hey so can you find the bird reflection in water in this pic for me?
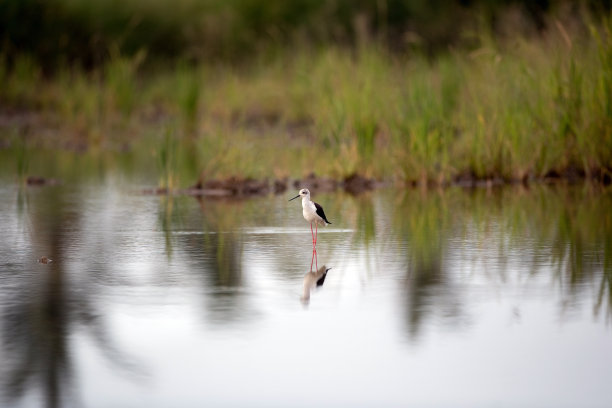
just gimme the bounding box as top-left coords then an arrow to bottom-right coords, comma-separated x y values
310,247 -> 317,272
301,265 -> 331,303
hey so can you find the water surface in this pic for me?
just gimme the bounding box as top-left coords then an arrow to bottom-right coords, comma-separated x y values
1,181 -> 611,407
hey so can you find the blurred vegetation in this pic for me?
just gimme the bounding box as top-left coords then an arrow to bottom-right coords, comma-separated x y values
1,0 -> 608,67
0,1 -> 611,186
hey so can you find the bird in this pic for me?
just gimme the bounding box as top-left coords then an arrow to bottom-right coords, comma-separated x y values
289,188 -> 331,248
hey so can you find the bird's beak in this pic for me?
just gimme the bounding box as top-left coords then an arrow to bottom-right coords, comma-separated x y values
289,195 -> 300,201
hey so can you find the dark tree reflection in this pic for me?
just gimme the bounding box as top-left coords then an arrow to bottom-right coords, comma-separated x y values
2,262 -> 75,408
392,185 -> 612,340
166,196 -> 249,324
393,189 -> 464,340
1,186 -> 141,408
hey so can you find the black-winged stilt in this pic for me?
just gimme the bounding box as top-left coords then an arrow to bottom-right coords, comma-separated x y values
289,188 -> 331,249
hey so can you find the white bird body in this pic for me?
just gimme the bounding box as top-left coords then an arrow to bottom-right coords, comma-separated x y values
291,189 -> 331,226
302,196 -> 323,225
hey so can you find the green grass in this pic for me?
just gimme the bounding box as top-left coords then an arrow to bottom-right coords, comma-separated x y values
156,127 -> 179,190
1,13 -> 611,188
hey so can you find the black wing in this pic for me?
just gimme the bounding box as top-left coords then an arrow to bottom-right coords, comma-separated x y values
316,268 -> 332,286
314,202 -> 331,224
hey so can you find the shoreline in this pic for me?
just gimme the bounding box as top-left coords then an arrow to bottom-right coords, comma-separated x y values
139,170 -> 611,197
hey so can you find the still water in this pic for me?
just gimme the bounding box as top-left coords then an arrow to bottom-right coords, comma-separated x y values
0,181 -> 611,408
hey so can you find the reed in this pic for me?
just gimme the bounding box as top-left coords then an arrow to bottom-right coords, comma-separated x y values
156,127 -> 178,190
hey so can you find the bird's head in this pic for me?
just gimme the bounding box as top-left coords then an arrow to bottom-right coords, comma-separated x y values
289,188 -> 310,201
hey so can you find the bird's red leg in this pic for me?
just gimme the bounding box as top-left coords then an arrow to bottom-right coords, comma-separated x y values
315,247 -> 318,270
310,222 -> 315,246
310,248 -> 316,271
315,222 -> 318,246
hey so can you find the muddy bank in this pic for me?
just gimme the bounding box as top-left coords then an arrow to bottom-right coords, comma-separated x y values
142,173 -> 383,197
447,167 -> 612,189
141,167 -> 611,197
25,176 -> 61,186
